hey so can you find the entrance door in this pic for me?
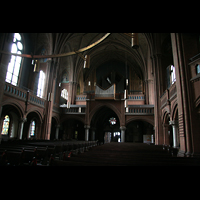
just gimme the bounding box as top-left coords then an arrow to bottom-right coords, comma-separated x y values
112,132 -> 121,142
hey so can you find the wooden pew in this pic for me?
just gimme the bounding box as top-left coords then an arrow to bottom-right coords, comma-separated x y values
0,149 -> 23,166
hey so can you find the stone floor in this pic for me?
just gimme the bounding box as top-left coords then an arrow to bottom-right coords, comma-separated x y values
53,142 -> 200,166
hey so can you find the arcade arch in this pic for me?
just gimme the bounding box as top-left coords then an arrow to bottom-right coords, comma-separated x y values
59,117 -> 85,140
126,119 -> 154,143
162,104 -> 179,148
23,111 -> 43,140
0,104 -> 23,141
90,106 -> 121,143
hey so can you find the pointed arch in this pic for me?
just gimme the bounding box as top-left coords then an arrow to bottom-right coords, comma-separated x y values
171,102 -> 178,121
1,100 -> 24,118
89,103 -> 122,126
25,108 -> 43,124
126,116 -> 154,127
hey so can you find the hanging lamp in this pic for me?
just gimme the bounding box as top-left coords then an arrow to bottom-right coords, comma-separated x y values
33,60 -> 40,72
83,55 -> 90,69
131,33 -> 139,49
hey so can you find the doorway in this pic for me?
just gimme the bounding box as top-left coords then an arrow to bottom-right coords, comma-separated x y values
112,132 -> 121,142
90,106 -> 120,144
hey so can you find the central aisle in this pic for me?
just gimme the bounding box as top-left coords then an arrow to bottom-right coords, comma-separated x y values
53,142 -> 200,166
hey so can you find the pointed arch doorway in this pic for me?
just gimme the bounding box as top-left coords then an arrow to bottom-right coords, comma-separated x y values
90,106 -> 121,144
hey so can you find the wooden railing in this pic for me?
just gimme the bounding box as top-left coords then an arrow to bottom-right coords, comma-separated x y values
62,105 -> 86,114
4,82 -> 46,108
128,94 -> 145,105
128,94 -> 145,100
76,95 -> 87,101
126,105 -> 154,115
75,95 -> 87,105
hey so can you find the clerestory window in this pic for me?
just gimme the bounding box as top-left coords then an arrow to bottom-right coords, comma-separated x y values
166,65 -> 176,88
37,70 -> 45,98
6,33 -> 23,86
61,89 -> 68,100
171,65 -> 176,85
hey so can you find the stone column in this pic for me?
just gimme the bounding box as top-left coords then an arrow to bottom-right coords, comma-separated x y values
84,125 -> 90,141
18,118 -> 27,140
120,126 -> 126,142
171,33 -> 192,156
169,120 -> 179,148
151,52 -> 163,145
42,59 -> 58,140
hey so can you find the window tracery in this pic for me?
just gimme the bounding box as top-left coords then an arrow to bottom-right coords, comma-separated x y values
109,117 -> 116,125
6,33 -> 23,86
61,89 -> 68,100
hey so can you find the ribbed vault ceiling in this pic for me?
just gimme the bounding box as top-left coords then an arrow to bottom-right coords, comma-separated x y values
58,33 -> 149,81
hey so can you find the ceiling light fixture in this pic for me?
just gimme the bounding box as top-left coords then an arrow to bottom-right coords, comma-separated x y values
124,33 -> 139,49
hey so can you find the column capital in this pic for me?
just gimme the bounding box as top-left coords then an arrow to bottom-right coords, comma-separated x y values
169,120 -> 178,126
19,117 -> 27,123
84,125 -> 90,129
120,126 -> 126,131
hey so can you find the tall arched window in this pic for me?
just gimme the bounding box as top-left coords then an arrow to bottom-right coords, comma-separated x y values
1,115 -> 10,135
6,33 -> 23,86
37,70 -> 45,98
166,65 -> 176,88
61,89 -> 68,100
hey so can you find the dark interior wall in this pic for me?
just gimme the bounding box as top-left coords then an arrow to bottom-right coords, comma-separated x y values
19,33 -> 34,90
126,121 -> 154,142
60,119 -> 85,140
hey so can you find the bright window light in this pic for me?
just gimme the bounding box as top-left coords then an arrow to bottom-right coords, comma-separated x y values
6,33 -> 23,86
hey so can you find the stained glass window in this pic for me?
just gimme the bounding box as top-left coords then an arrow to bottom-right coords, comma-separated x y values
1,115 -> 10,135
109,117 -> 116,125
6,33 -> 23,86
30,121 -> 35,136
